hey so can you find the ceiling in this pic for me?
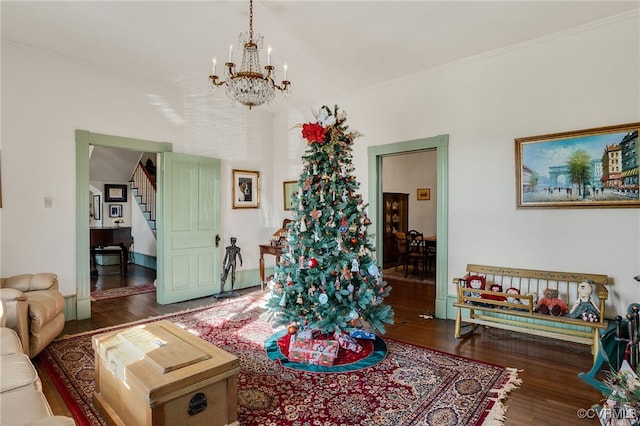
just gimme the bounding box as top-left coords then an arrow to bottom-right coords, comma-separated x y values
89,145 -> 142,183
2,1 -> 638,115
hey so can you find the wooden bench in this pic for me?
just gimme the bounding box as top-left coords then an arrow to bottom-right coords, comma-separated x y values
453,264 -> 609,361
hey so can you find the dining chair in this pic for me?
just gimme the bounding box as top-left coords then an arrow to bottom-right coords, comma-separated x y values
404,229 -> 425,278
424,238 -> 437,274
395,231 -> 406,271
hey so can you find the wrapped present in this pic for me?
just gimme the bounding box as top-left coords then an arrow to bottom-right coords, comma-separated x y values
334,331 -> 362,353
348,328 -> 376,340
288,336 -> 339,366
296,326 -> 314,339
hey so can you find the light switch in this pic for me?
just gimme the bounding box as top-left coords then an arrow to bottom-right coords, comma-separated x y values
44,196 -> 53,208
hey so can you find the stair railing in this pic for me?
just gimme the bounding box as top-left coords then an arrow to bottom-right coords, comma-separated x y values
131,161 -> 156,223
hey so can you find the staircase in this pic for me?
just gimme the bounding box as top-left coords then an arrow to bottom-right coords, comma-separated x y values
130,161 -> 156,235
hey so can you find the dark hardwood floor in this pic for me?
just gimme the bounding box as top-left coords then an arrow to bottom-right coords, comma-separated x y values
35,264 -> 603,425
90,262 -> 157,292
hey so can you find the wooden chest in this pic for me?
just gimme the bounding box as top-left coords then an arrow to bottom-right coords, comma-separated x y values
92,320 -> 240,426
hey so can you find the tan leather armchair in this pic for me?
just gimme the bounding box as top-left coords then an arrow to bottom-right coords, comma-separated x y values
1,300 -> 76,425
0,273 -> 65,358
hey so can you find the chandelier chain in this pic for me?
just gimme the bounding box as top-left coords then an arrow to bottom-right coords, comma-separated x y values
249,0 -> 254,43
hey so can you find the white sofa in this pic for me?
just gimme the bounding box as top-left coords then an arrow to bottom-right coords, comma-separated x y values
0,273 -> 65,358
0,301 -> 76,425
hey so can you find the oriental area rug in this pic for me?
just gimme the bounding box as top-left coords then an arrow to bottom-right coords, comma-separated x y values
90,283 -> 156,301
40,296 -> 521,426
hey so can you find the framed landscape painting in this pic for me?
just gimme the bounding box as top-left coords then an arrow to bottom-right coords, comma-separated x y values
417,188 -> 431,201
515,122 -> 639,209
233,169 -> 260,209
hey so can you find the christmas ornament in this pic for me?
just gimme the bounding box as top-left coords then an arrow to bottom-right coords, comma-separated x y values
351,259 -> 359,272
310,208 -> 322,220
279,293 -> 287,306
296,292 -> 303,304
349,310 -> 359,320
341,266 -> 352,280
288,325 -> 298,335
307,258 -> 319,268
318,293 -> 328,304
368,263 -> 380,278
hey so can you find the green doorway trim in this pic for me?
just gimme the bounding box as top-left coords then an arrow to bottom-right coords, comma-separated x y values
367,135 -> 449,319
75,130 -> 172,320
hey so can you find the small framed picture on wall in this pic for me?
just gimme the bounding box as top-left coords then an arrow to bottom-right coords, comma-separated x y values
417,188 -> 431,200
233,169 -> 260,209
104,184 -> 128,202
283,181 -> 298,210
109,204 -> 123,218
92,194 -> 101,220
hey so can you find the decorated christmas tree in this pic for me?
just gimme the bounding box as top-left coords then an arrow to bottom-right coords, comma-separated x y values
265,105 -> 394,336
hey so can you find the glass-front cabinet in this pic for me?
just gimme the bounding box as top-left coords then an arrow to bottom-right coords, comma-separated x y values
382,192 -> 408,268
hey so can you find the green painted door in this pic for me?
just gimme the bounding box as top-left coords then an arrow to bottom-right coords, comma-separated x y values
157,152 -> 221,304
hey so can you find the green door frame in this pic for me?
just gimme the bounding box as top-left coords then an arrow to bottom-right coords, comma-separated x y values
367,135 -> 449,319
75,130 -> 172,320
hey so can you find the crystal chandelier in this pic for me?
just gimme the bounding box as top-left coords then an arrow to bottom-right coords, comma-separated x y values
209,0 -> 291,109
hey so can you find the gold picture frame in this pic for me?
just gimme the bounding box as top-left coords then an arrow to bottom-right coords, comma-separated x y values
283,180 -> 298,210
233,169 -> 260,209
515,122 -> 639,209
417,188 -> 431,200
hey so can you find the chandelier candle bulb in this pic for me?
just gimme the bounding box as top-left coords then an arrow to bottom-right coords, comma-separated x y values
284,63 -> 288,80
229,45 -> 233,62
212,57 -> 216,75
268,46 -> 272,65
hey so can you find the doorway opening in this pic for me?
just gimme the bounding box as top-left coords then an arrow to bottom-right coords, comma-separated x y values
89,146 -> 158,300
75,130 -> 172,320
368,134 -> 449,319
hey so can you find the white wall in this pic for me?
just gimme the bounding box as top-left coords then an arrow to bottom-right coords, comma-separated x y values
1,43 -> 184,294
383,151 -> 438,236
1,43 -> 280,294
131,195 -> 157,258
274,13 -> 640,316
181,97 -> 277,272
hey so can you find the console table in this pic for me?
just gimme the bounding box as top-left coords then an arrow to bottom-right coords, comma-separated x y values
259,244 -> 284,291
